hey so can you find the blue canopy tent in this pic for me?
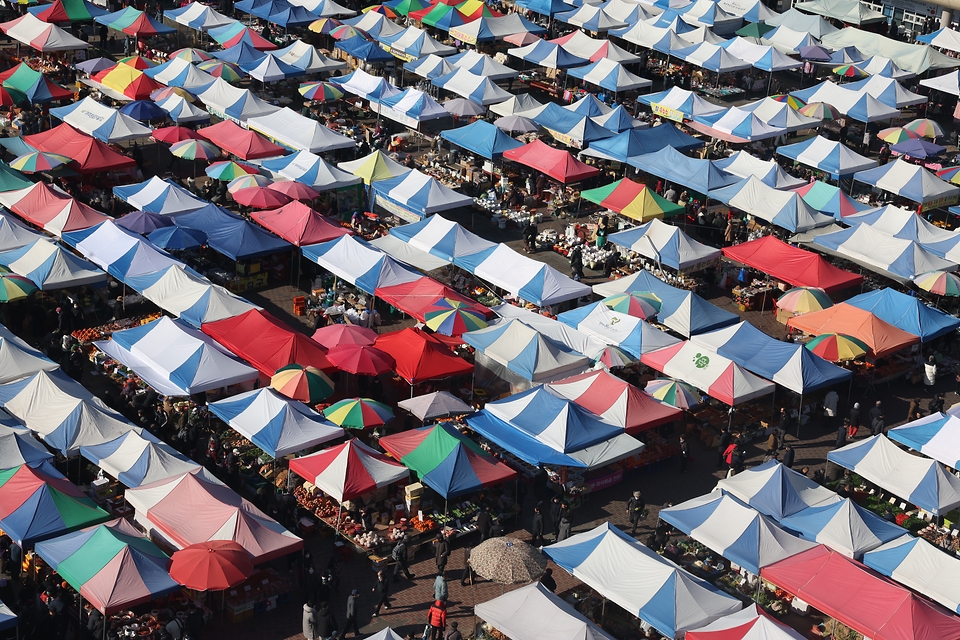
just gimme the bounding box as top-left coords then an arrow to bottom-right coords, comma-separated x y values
628,146 -> 740,195
507,40 -> 590,69
301,235 -> 421,295
515,0 -> 569,16
543,115 -> 614,147
0,600 -> 15,633
335,36 -> 394,63
172,204 -> 292,261
690,322 -> 851,395
776,135 -> 877,179
779,498 -> 906,559
0,240 -> 106,291
370,171 -> 473,218
148,226 -> 207,251
852,159 -> 960,207
62,221 -> 187,284
828,435 -> 960,515
591,269 -> 739,337
211,41 -> 268,65
440,120 -> 524,160
608,219 -> 721,272
251,0 -> 318,27
846,288 -> 960,342
118,100 -> 165,121
389,214 -> 495,263
889,412 -> 960,469
209,388 -> 343,457
531,102 -> 590,133
543,523 -> 742,638
556,302 -> 681,358
659,492 -> 816,574
79,430 -> 203,487
113,176 -> 208,215
594,105 -> 643,133
862,536 -> 960,615
715,459 -> 841,521
582,124 -> 704,162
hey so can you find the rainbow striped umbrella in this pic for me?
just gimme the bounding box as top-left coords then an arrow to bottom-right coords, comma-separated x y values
206,161 -> 258,181
878,127 -> 917,144
424,298 -> 487,335
903,118 -> 944,139
324,398 -> 394,429
936,166 -> 960,185
914,271 -> 960,297
169,48 -> 212,63
643,379 -> 701,409
775,287 -> 832,314
363,4 -> 398,17
299,81 -> 344,102
601,291 -> 662,319
805,333 -> 868,361
833,64 -> 868,78
798,102 -> 840,121
771,94 -> 805,109
330,25 -> 366,40
271,364 -> 334,404
227,174 -> 272,193
197,60 -> 244,82
9,151 -> 71,173
309,17 -> 342,33
0,273 -> 38,301
169,139 -> 220,160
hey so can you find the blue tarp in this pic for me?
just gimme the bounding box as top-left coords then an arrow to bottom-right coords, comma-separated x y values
172,204 -> 291,260
584,124 -> 704,162
628,146 -> 740,195
779,498 -> 906,558
716,459 -> 841,521
515,0 -> 570,16
846,288 -> 960,342
211,41 -> 267,65
889,412 -> 960,468
690,322 -> 852,394
440,120 -> 524,159
557,302 -> 681,358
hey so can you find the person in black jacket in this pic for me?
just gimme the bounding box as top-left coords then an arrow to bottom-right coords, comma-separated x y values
531,506 -> 544,547
549,496 -> 562,540
716,428 -> 731,468
626,491 -> 646,535
314,602 -> 337,640
434,532 -> 449,575
476,506 -> 492,542
371,570 -> 390,617
539,568 -> 557,592
782,445 -> 795,469
569,245 -> 584,281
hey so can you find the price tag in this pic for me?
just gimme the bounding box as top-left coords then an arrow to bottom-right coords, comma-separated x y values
418,510 -> 424,520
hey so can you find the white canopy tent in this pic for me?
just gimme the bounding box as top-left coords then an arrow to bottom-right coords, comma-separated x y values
712,151 -> 806,189
79,430 -> 206,488
475,582 -> 617,640
715,460 -> 841,521
94,317 -> 258,397
0,323 -> 58,384
247,108 -> 355,153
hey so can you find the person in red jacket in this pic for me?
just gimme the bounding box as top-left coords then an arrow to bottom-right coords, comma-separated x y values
427,600 -> 447,640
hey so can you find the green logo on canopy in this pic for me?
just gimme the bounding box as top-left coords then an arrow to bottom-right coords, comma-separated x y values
693,353 -> 709,369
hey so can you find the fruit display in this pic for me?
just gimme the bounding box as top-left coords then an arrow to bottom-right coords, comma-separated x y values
72,313 -> 162,344
355,531 -> 387,548
409,516 -> 437,533
274,469 -> 288,489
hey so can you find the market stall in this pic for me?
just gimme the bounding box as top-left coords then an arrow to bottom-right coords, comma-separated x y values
863,536 -> 960,615
716,460 -> 840,521
556,302 -> 681,359
778,498 -> 906,559
80,430 -> 205,489
609,219 -> 722,273
721,236 -> 863,295
475,582 -> 616,640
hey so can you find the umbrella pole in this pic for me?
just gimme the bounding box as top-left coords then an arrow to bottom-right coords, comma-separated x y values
797,392 -> 803,440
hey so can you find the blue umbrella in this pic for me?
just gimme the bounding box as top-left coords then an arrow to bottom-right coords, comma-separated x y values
116,210 -> 175,234
147,226 -> 207,250
890,138 -> 946,159
119,100 -> 167,121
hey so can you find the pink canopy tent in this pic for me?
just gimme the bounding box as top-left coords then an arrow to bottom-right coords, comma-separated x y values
124,470 -> 302,563
548,369 -> 682,434
250,201 -> 352,246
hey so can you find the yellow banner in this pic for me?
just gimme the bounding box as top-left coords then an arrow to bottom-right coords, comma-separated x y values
545,128 -> 584,149
651,102 -> 684,122
449,26 -> 476,44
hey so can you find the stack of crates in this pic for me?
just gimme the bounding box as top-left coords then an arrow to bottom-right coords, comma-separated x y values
293,296 -> 306,316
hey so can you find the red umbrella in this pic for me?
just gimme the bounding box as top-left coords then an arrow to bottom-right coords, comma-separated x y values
268,181 -> 320,201
326,344 -> 395,375
152,126 -> 203,144
169,541 -> 254,591
312,324 -> 378,349
232,186 -> 293,209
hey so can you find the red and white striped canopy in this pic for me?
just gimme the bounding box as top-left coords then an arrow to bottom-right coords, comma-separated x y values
289,439 -> 409,502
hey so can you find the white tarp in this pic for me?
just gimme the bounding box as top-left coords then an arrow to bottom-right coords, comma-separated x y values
247,107 -> 355,153
711,176 -> 835,232
0,238 -> 106,290
476,582 -> 617,640
716,459 -> 840,520
52,96 -> 152,143
197,77 -> 280,122
94,316 -> 258,396
465,244 -> 592,306
493,304 -> 606,360
79,430 -> 205,488
821,27 -> 960,74
0,323 -> 58,384
863,536 -> 960,614
712,150 -> 806,189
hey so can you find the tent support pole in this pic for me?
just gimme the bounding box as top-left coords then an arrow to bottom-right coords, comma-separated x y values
797,392 -> 803,440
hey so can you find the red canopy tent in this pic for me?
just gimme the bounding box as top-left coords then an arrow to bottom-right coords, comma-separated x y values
502,140 -> 600,183
547,369 -> 682,434
375,276 -> 492,323
201,309 -> 333,377
722,236 -> 863,294
198,120 -> 286,161
250,201 -> 352,246
24,124 -> 135,173
761,546 -> 960,640
289,439 -> 409,502
375,328 -> 473,385
7,181 -> 109,232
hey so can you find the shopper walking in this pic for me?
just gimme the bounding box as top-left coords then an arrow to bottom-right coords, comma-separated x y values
427,600 -> 447,640
344,590 -> 361,638
372,570 -> 390,617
